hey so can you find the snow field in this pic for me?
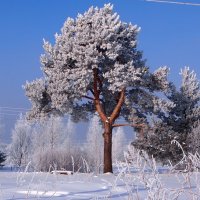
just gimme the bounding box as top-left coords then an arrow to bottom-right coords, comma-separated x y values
1,167 -> 200,199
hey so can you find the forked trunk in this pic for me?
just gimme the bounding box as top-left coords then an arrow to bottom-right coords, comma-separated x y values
103,122 -> 113,173
93,69 -> 125,173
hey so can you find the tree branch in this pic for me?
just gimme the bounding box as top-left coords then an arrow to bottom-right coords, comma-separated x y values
90,89 -> 95,96
83,95 -> 104,103
93,68 -> 107,122
110,89 -> 125,124
83,95 -> 95,101
97,75 -> 103,94
112,123 -> 146,128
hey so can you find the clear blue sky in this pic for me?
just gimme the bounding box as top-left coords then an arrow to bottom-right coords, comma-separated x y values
0,0 -> 200,142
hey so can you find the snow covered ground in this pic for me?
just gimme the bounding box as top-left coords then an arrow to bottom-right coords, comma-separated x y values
1,166 -> 200,200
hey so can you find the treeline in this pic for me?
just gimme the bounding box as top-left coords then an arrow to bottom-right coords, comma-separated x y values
4,115 -> 127,173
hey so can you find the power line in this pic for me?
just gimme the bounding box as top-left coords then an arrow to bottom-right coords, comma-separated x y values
0,106 -> 29,111
0,106 -> 29,119
0,110 -> 26,113
0,113 -> 21,116
145,0 -> 200,6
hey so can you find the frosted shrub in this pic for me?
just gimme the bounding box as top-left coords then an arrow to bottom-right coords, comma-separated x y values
30,116 -> 85,172
32,147 -> 83,172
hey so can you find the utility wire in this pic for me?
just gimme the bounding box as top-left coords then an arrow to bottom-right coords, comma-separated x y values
0,106 -> 28,118
0,106 -> 29,111
0,113 -> 21,116
145,0 -> 200,6
0,110 -> 26,113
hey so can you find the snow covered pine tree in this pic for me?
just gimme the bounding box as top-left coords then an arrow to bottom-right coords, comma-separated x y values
133,67 -> 200,164
24,4 -> 169,173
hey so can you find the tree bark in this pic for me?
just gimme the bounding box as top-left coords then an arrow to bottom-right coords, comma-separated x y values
103,122 -> 113,173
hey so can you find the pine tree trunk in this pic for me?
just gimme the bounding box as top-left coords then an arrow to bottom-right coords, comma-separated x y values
103,122 -> 113,173
92,69 -> 125,173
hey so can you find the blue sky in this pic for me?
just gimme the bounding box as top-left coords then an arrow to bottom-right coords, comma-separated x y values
0,0 -> 200,142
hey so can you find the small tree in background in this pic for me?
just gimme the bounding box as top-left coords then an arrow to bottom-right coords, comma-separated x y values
7,115 -> 32,168
31,116 -> 79,171
191,123 -> 200,154
0,151 -> 6,167
24,4 -> 169,173
112,127 -> 126,162
64,116 -> 76,156
0,123 -> 6,167
31,116 -> 65,171
85,114 -> 103,173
